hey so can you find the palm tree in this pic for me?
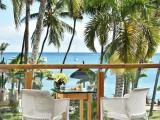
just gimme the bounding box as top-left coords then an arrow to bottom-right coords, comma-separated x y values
37,0 -> 73,61
84,0 -> 120,64
60,0 -> 83,72
84,12 -> 112,64
106,20 -> 159,96
148,0 -> 160,116
23,0 -> 73,62
0,0 -> 6,10
23,0 -> 33,64
84,0 -> 160,97
149,67 -> 160,116
31,0 -> 46,64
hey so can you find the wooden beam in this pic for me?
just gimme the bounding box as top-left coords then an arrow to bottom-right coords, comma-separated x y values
25,72 -> 33,89
0,63 -> 160,69
96,71 -> 105,120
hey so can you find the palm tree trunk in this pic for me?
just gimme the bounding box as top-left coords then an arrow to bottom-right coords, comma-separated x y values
23,0 -> 30,64
112,18 -> 116,41
31,0 -> 46,64
133,68 -> 142,89
115,74 -> 124,97
100,45 -> 104,64
149,67 -> 160,116
38,25 -> 50,62
60,18 -> 76,73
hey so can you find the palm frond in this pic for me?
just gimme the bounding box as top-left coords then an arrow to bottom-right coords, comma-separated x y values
21,13 -> 39,22
60,12 -> 70,17
12,0 -> 25,28
60,19 -> 74,33
0,0 -> 6,10
48,16 -> 64,48
0,43 -> 9,51
84,12 -> 111,52
121,0 -> 149,19
141,20 -> 160,58
84,17 -> 97,52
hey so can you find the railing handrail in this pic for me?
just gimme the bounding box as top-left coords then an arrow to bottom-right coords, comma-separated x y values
0,63 -> 160,69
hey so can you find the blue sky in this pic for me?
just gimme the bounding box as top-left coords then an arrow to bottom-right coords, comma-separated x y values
0,0 -> 160,53
0,0 -> 102,53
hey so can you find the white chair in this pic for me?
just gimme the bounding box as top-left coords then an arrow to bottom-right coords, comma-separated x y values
21,89 -> 70,120
100,88 -> 149,120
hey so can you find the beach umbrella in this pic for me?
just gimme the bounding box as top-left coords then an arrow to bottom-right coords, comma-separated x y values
70,68 -> 96,80
70,68 -> 96,88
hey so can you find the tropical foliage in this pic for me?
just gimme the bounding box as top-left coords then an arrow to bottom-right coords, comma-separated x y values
49,73 -> 69,83
61,0 -> 83,72
0,0 -> 6,10
0,43 -> 9,62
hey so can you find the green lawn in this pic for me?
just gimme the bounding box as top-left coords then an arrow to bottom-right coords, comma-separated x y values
149,111 -> 160,120
0,112 -> 21,120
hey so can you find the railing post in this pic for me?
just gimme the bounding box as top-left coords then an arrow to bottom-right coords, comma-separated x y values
25,71 -> 33,89
96,71 -> 105,120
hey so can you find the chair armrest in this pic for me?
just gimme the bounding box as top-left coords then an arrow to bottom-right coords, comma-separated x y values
101,97 -> 127,114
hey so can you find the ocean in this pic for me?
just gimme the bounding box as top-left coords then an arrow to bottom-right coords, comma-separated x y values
3,52 -> 160,100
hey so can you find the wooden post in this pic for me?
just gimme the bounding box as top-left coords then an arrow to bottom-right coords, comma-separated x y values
96,71 -> 105,120
80,99 -> 84,120
25,71 -> 33,89
87,93 -> 92,120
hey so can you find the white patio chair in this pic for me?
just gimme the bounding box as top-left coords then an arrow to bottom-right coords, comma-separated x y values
21,89 -> 70,120
100,88 -> 149,120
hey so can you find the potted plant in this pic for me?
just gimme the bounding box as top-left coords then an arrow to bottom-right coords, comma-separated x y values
48,73 -> 69,90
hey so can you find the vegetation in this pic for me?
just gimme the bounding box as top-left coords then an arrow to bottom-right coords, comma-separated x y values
0,0 -> 6,10
61,0 -> 83,72
0,0 -> 160,119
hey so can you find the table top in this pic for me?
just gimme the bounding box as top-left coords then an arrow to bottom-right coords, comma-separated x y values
53,89 -> 96,94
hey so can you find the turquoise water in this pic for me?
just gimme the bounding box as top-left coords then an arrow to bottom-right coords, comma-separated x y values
3,52 -> 160,100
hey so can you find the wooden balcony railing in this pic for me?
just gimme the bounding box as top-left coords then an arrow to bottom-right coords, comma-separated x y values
0,63 -> 160,120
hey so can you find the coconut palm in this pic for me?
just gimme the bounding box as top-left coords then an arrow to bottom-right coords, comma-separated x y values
84,0 -> 119,64
31,0 -> 46,64
148,0 -> 160,116
149,67 -> 160,116
22,0 -> 73,62
11,0 -> 33,64
84,12 -> 111,64
37,0 -> 73,61
23,0 -> 34,64
60,0 -> 83,72
104,0 -> 160,96
0,0 -> 6,10
84,0 -> 160,97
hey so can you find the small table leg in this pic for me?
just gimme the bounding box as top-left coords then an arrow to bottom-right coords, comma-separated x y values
80,99 -> 84,120
87,93 -> 92,120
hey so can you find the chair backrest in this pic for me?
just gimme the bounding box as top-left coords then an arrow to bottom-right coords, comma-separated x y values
126,88 -> 149,116
21,89 -> 53,115
22,89 -> 70,119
